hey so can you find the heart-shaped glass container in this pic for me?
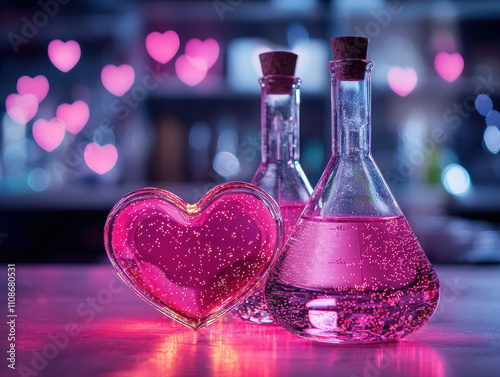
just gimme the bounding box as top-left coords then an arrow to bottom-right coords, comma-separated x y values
105,182 -> 284,329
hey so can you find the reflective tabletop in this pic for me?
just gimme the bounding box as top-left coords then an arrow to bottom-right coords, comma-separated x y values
3,264 -> 500,377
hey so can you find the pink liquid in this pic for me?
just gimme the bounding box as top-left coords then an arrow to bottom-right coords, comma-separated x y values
109,192 -> 280,328
281,204 -> 307,240
265,216 -> 440,343
233,203 -> 306,324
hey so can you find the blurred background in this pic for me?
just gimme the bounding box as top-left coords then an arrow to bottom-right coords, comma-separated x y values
1,0 -> 499,263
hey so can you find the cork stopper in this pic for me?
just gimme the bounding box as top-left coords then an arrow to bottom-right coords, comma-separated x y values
260,51 -> 297,76
259,51 -> 297,94
330,36 -> 369,81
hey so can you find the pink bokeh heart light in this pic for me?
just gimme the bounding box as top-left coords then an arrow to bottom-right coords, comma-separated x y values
33,117 -> 65,152
84,142 -> 118,175
5,93 -> 38,124
56,100 -> 89,134
434,52 -> 464,83
17,75 -> 49,103
48,40 -> 81,72
185,38 -> 220,69
175,55 -> 208,87
387,67 -> 418,97
146,30 -> 180,64
101,64 -> 135,96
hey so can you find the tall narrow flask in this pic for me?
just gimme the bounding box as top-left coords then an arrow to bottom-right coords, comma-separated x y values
234,51 -> 313,324
265,37 -> 440,342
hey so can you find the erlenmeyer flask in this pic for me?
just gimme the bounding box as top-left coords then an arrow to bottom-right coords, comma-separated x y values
234,52 -> 313,324
265,37 -> 440,343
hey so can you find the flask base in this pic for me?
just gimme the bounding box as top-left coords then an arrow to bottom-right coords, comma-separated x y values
265,278 -> 439,344
232,286 -> 275,324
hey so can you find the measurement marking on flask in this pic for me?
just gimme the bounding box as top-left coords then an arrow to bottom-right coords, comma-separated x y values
355,222 -> 364,286
328,258 -> 348,265
326,225 -> 363,274
278,219 -> 364,287
329,225 -> 357,231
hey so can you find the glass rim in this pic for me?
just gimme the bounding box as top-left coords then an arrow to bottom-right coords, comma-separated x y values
259,75 -> 302,83
327,59 -> 374,71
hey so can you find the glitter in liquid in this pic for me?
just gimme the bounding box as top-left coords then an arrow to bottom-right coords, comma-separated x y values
233,203 -> 306,323
106,185 -> 282,329
265,216 -> 440,343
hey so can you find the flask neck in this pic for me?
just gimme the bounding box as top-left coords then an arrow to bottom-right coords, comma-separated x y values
260,76 -> 301,163
329,60 -> 373,157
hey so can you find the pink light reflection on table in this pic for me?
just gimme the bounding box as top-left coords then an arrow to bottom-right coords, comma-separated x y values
6,265 -> 500,377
